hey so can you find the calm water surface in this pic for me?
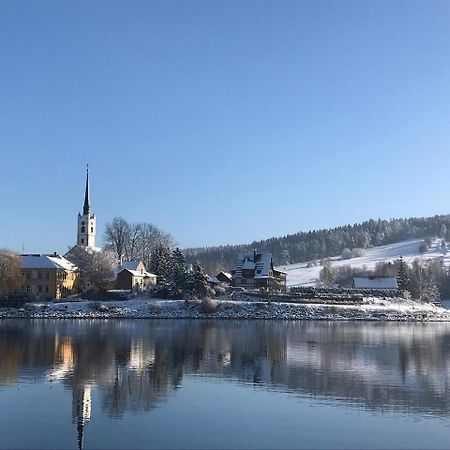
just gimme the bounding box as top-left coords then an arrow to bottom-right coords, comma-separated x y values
1,319 -> 450,449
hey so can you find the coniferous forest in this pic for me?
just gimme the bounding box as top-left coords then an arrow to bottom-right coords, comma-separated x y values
184,215 -> 450,273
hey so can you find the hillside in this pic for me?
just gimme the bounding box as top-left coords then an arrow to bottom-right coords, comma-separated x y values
279,238 -> 450,287
185,215 -> 450,274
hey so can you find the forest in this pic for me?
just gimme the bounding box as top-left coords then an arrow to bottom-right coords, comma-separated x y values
184,215 -> 450,273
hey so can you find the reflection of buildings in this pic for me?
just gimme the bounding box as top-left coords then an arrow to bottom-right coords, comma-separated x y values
3,319 -> 450,435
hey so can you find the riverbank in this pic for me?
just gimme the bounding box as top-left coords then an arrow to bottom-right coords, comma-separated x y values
0,296 -> 449,321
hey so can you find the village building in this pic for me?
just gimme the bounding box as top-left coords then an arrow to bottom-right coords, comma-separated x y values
231,252 -> 286,293
20,253 -> 78,299
216,271 -> 232,284
352,277 -> 398,290
116,260 -> 157,291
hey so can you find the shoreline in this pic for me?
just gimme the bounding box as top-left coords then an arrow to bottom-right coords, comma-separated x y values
1,296 -> 450,322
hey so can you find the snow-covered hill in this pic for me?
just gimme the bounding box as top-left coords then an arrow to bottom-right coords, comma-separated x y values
278,238 -> 450,287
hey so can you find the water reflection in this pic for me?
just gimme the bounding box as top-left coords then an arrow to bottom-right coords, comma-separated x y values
1,320 -> 450,447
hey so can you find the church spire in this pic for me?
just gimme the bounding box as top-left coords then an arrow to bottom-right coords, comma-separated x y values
83,164 -> 90,215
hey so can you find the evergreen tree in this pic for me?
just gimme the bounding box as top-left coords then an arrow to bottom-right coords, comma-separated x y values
171,248 -> 187,293
186,263 -> 208,298
150,244 -> 172,282
396,256 -> 409,293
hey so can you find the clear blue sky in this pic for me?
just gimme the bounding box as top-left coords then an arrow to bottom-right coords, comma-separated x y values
1,0 -> 450,253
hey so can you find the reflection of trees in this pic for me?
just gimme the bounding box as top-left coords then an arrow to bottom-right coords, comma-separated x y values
2,320 -> 450,420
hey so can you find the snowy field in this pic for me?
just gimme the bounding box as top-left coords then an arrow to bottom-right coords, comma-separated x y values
0,296 -> 449,321
277,238 -> 450,288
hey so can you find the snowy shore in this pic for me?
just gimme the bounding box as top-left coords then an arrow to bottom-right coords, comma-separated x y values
1,296 -> 449,321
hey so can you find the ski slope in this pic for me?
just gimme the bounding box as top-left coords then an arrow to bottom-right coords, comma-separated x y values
277,239 -> 450,287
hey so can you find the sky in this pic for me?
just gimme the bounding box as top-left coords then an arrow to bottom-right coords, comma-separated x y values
1,0 -> 450,253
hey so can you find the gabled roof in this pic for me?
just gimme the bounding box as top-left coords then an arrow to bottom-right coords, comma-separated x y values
353,277 -> 398,289
21,254 -> 78,271
118,268 -> 157,278
121,261 -> 142,271
233,252 -> 274,278
217,271 -> 232,281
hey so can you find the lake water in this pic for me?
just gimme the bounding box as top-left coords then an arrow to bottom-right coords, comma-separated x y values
1,320 -> 450,449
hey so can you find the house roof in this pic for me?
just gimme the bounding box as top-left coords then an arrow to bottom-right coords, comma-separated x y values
217,271 -> 232,280
118,268 -> 157,278
233,252 -> 274,278
353,277 -> 398,289
21,254 -> 78,271
121,261 -> 142,271
206,275 -> 220,284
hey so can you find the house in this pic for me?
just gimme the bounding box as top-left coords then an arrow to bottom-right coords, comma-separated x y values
116,260 -> 157,291
216,271 -> 232,284
206,271 -> 233,287
20,253 -> 78,299
352,277 -> 398,290
231,252 -> 286,293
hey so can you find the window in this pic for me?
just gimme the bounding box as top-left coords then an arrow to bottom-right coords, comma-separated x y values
45,271 -> 50,280
38,271 -> 43,280
81,239 -> 84,244
26,271 -> 31,280
38,285 -> 43,293
26,285 -> 30,293
81,221 -> 85,225
81,226 -> 85,233
256,269 -> 262,274
90,227 -> 94,233
45,285 -> 49,294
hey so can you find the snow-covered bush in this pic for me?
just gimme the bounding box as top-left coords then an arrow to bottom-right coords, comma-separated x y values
352,248 -> 366,257
200,298 -> 218,314
148,303 -> 162,313
341,248 -> 353,260
89,302 -> 109,313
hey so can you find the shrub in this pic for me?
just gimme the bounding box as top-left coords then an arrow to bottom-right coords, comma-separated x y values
200,298 -> 218,314
148,303 -> 162,313
352,248 -> 366,257
341,248 -> 353,260
90,302 -> 109,312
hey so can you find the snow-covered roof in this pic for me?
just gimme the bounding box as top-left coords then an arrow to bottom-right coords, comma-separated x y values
21,254 -> 78,271
242,260 -> 256,270
217,271 -> 232,280
118,268 -> 157,278
233,252 -> 274,278
206,275 -> 220,284
353,277 -> 398,289
121,261 -> 142,271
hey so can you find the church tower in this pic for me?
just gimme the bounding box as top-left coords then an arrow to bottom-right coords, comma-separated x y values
77,166 -> 96,248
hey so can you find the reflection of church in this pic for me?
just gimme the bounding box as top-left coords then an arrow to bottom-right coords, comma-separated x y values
73,384 -> 92,450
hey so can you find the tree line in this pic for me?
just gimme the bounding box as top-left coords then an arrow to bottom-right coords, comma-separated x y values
185,215 -> 450,273
320,256 -> 445,303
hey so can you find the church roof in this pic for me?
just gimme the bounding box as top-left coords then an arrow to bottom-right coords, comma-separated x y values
83,166 -> 90,215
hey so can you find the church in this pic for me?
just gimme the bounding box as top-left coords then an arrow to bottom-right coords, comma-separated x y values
77,166 -> 97,248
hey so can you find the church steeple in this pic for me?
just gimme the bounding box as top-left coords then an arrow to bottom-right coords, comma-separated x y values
83,165 -> 90,215
77,165 -> 96,248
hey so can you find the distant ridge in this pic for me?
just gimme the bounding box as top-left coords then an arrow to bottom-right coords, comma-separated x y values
184,214 -> 450,274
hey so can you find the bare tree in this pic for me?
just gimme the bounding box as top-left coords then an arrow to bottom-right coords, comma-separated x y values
104,217 -> 130,262
104,217 -> 175,267
0,249 -> 23,296
67,246 -> 116,291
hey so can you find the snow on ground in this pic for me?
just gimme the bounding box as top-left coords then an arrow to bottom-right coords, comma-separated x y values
1,295 -> 449,321
277,238 -> 450,287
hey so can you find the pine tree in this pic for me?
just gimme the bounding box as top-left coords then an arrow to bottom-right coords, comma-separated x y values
171,248 -> 187,293
396,256 -> 409,293
186,263 -> 208,298
150,244 -> 172,282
